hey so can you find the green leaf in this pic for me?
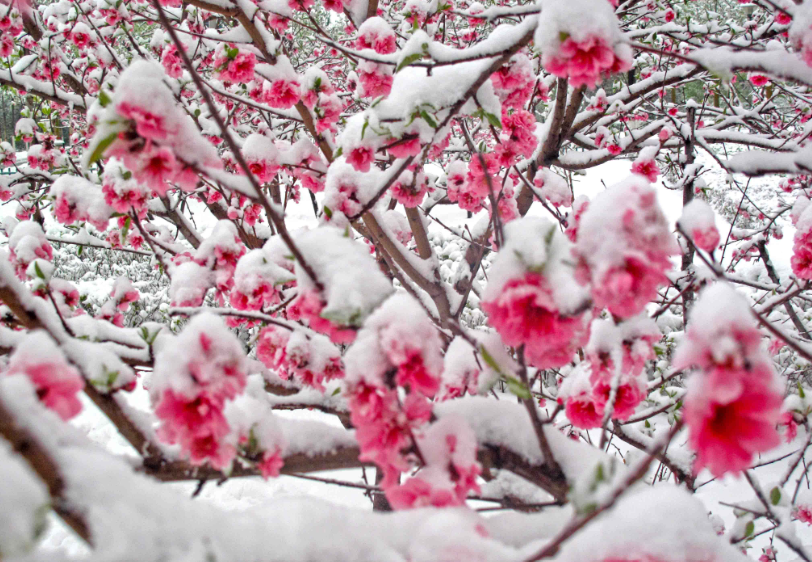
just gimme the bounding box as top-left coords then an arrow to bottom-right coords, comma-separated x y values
332,387 -> 341,396
799,382 -> 806,399
744,521 -> 755,538
33,261 -> 45,280
420,110 -> 437,129
396,52 -> 423,73
770,487 -> 781,506
506,376 -> 532,400
98,90 -> 112,108
479,346 -> 503,376
484,112 -> 502,129
594,462 -> 605,483
333,146 -> 343,159
361,120 -> 369,140
323,205 -> 333,219
88,132 -> 118,165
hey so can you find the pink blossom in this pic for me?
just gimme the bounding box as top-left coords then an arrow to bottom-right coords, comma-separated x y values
139,145 -> 180,194
691,225 -> 721,253
288,291 -> 357,344
796,505 -> 812,524
117,102 -> 170,141
543,36 -> 631,89
565,391 -> 604,429
482,272 -> 588,369
161,44 -> 184,79
388,137 -> 421,159
6,349 -> 84,421
216,51 -> 256,83
256,326 -> 290,373
465,153 -> 500,198
356,20 -> 397,54
347,146 -> 375,172
358,64 -> 393,98
792,230 -> 812,279
265,79 -> 301,108
685,369 -> 782,477
155,390 -> 235,469
0,35 -> 13,57
574,180 -> 676,318
257,448 -> 285,478
491,53 -> 536,109
70,29 -> 91,49
749,74 -> 769,87
630,158 -> 659,183
386,478 -> 460,510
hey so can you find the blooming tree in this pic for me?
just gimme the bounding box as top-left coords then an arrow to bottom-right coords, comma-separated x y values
3,0 -> 812,558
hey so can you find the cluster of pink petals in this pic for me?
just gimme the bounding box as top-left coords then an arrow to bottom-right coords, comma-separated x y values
214,50 -> 257,83
482,272 -> 589,369
574,181 -> 676,318
9,244 -> 53,281
684,366 -> 782,477
107,139 -> 196,196
358,63 -> 393,98
246,156 -> 280,184
446,162 -> 485,213
389,168 -> 428,208
630,157 -> 659,183
154,326 -> 248,470
5,338 -> 84,421
347,145 -> 375,172
102,181 -> 148,216
677,286 -> 783,477
287,290 -> 357,344
690,225 -> 721,253
464,152 -> 500,203
156,390 -> 235,469
229,277 -> 282,312
495,109 -> 537,166
386,417 -> 482,510
543,35 -> 631,89
579,255 -> 668,319
349,383 -> 429,485
796,505 -> 812,525
256,326 -> 344,391
491,53 -> 536,109
792,228 -> 812,280
356,21 -> 397,54
263,79 -> 301,109
161,44 -> 184,79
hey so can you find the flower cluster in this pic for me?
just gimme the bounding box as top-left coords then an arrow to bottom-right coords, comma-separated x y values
482,217 -> 590,369
675,284 -> 783,477
151,314 -> 248,470
4,332 -> 84,421
574,177 -> 677,318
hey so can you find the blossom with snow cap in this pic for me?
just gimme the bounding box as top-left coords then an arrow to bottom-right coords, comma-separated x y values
4,332 -> 84,421
286,226 -> 393,343
151,313 -> 248,470
482,216 -> 591,370
679,199 -> 720,253
535,0 -> 632,88
574,176 -> 677,318
675,283 -> 782,477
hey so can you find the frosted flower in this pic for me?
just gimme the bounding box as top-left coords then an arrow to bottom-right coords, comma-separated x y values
542,36 -> 631,88
5,332 -> 84,421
